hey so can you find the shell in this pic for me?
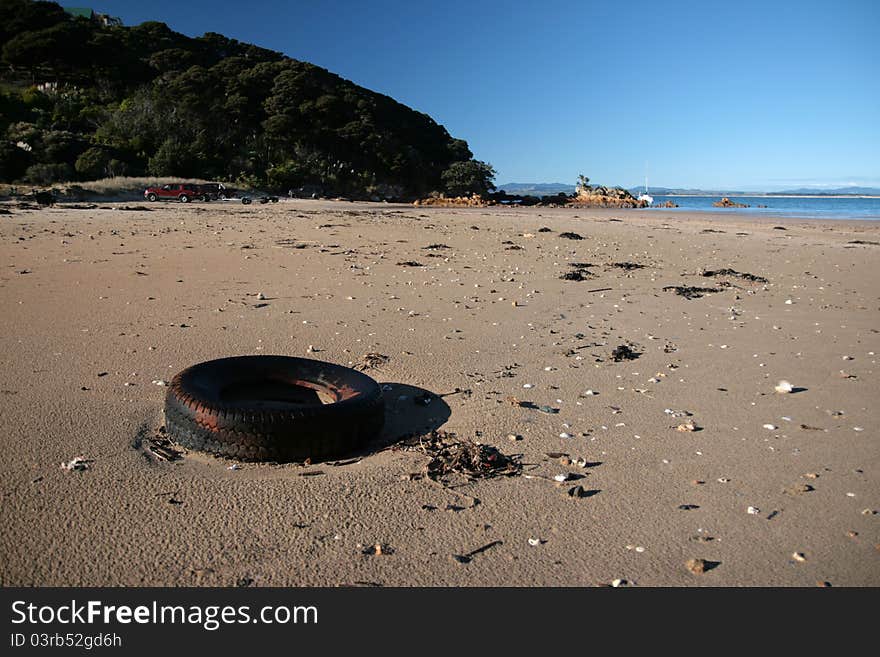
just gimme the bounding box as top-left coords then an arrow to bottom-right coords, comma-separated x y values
775,380 -> 794,394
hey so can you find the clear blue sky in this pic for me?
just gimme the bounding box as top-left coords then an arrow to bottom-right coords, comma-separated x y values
89,0 -> 879,190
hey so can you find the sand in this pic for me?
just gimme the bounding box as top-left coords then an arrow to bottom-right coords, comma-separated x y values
1,199 -> 877,587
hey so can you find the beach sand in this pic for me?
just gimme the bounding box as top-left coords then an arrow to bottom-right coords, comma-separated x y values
1,199 -> 877,586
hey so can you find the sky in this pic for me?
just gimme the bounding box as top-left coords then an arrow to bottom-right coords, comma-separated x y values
88,0 -> 879,190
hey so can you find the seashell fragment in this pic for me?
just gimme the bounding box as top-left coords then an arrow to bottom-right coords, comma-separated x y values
775,380 -> 793,394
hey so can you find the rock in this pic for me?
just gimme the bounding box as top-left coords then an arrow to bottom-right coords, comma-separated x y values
414,194 -> 491,208
686,558 -> 711,574
567,485 -> 588,498
712,197 -> 750,208
783,483 -> 814,495
569,186 -> 648,208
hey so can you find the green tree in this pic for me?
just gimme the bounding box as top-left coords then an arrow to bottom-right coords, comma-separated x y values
75,146 -> 112,178
441,160 -> 496,196
24,161 -> 72,184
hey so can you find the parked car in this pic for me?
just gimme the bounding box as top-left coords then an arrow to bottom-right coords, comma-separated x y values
239,195 -> 279,205
144,183 -> 202,203
196,183 -> 237,200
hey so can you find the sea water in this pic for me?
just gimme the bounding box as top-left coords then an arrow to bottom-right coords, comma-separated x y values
649,195 -> 880,220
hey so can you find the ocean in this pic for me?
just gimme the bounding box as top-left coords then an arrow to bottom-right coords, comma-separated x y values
649,195 -> 880,220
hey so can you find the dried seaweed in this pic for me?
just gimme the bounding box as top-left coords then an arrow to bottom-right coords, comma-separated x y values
560,269 -> 593,281
356,352 -> 389,371
147,429 -> 184,462
609,261 -> 645,270
663,285 -> 721,299
611,344 -> 640,361
410,431 -> 521,482
701,268 -> 768,283
559,231 -> 584,240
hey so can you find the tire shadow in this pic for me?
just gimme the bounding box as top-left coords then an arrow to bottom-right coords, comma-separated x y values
364,382 -> 452,452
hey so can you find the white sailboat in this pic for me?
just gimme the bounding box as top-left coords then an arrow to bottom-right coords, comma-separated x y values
637,174 -> 653,205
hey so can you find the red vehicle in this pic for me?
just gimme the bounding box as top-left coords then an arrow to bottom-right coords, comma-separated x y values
144,183 -> 203,203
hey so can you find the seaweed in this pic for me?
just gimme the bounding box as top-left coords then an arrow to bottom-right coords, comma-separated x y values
560,270 -> 593,281
701,268 -> 768,283
663,285 -> 721,299
411,430 -> 521,482
611,344 -> 640,361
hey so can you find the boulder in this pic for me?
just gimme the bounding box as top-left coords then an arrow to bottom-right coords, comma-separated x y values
713,197 -> 750,208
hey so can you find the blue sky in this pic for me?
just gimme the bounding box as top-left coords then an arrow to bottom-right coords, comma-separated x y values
90,0 -> 879,190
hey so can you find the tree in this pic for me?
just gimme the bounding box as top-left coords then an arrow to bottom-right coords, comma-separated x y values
441,160 -> 496,196
75,146 -> 112,178
576,174 -> 591,192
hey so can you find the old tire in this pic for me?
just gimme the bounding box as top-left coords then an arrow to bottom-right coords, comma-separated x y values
164,355 -> 385,462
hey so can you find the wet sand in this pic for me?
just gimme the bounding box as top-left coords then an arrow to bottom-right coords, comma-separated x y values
1,200 -> 877,586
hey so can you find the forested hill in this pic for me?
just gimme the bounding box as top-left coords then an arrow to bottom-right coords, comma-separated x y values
0,0 -> 494,198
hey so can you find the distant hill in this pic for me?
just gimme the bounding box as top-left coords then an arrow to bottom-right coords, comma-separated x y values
497,182 -> 574,196
502,183 -> 880,198
628,186 -> 880,196
626,186 -> 750,196
773,187 -> 880,196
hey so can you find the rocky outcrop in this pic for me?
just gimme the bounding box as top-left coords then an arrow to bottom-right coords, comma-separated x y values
713,197 -> 750,208
569,185 -> 648,208
413,194 -> 493,207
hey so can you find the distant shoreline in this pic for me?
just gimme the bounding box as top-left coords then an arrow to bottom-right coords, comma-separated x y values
654,194 -> 880,199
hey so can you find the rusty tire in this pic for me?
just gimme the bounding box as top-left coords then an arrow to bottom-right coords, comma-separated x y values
164,355 -> 384,462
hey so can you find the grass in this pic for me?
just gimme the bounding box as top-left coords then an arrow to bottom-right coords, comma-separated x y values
0,176 -> 246,201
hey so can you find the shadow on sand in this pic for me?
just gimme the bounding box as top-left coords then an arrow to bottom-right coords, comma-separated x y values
357,382 -> 452,454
